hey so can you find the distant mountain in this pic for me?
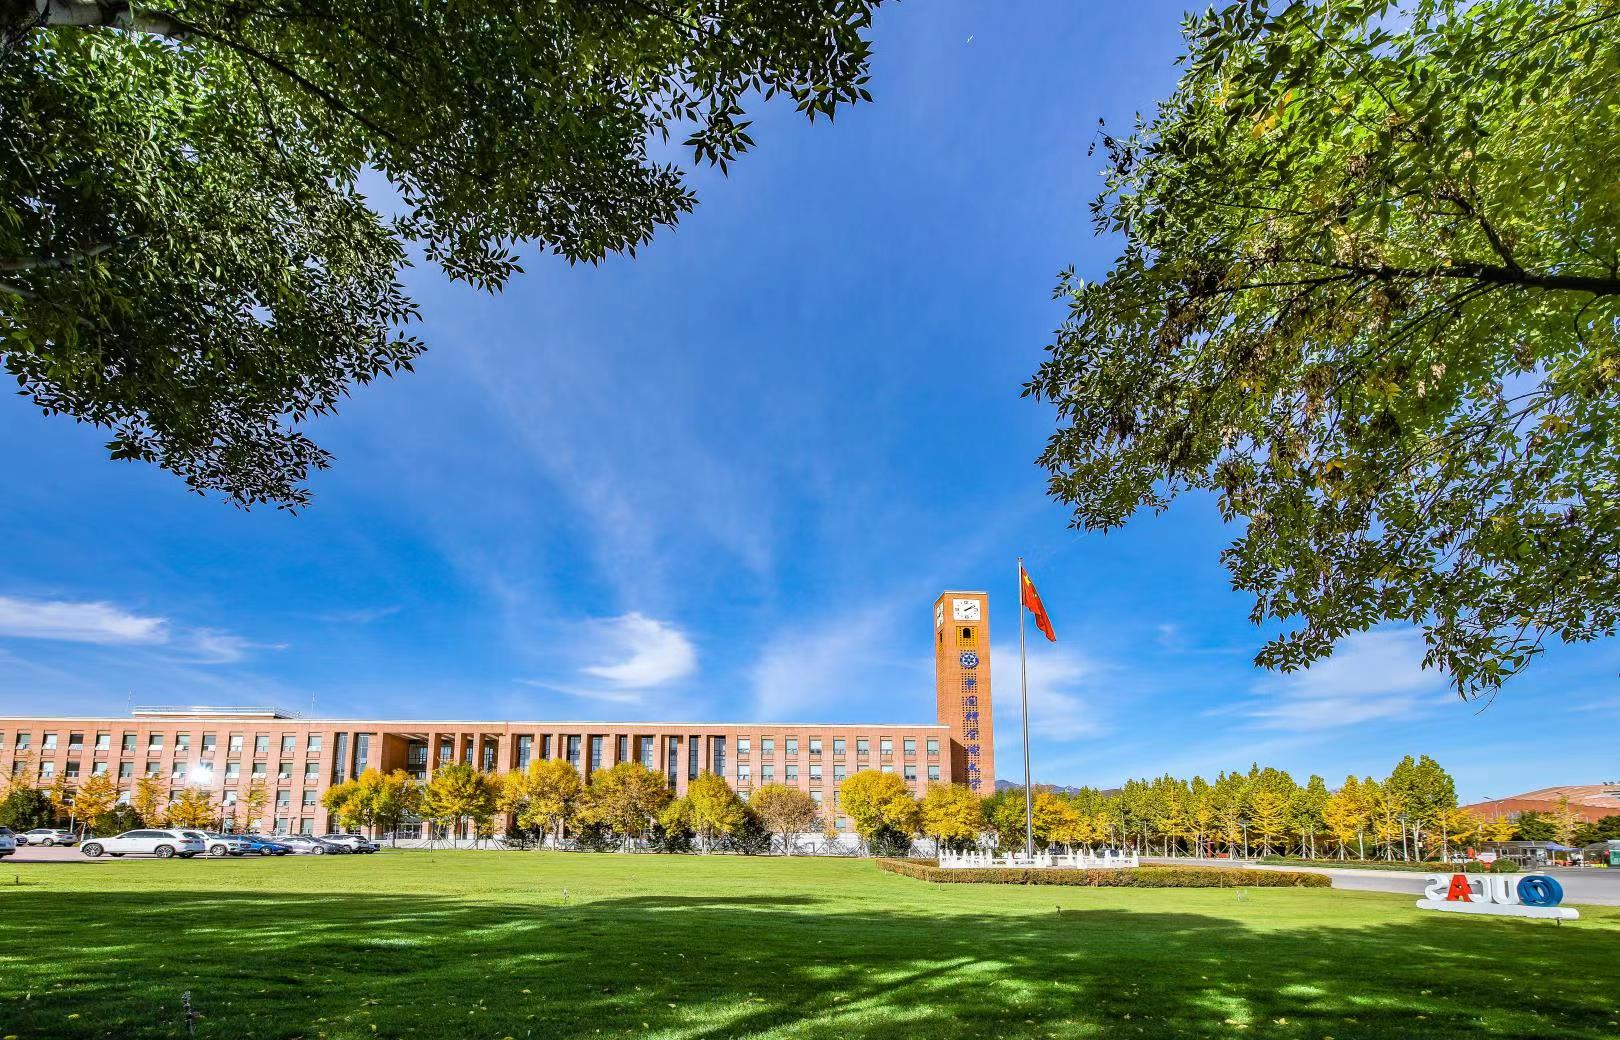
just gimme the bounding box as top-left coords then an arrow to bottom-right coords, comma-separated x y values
994,779 -> 1118,797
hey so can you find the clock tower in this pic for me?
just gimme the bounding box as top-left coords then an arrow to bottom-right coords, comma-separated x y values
934,590 -> 993,794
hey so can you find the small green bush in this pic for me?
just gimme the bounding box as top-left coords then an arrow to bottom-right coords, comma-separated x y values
876,859 -> 1331,888
1489,859 -> 1520,873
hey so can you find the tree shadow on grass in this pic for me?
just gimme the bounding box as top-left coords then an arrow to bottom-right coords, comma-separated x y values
1,887 -> 1615,1039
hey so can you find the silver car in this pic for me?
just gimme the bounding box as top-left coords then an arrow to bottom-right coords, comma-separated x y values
82,829 -> 206,859
0,827 -> 16,858
272,834 -> 346,855
18,827 -> 79,847
319,833 -> 379,854
201,832 -> 252,858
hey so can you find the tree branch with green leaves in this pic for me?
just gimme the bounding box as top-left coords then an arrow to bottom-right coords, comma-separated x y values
1026,0 -> 1620,698
1,0 -> 884,507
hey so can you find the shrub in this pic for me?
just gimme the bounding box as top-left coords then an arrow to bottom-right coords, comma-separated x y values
715,811 -> 772,855
572,822 -> 617,853
867,825 -> 914,858
876,859 -> 1331,888
646,822 -> 693,854
1489,859 -> 1520,873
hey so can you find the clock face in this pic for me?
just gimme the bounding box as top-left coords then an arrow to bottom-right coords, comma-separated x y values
935,603 -> 944,629
952,598 -> 981,621
959,651 -> 980,669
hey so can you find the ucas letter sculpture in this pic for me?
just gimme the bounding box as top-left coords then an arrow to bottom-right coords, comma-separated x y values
1417,873 -> 1579,921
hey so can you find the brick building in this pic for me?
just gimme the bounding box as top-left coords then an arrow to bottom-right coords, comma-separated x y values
0,591 -> 995,836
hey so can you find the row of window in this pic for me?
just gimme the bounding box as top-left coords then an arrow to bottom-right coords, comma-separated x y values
735,736 -> 939,757
19,758 -> 323,783
0,731 -> 323,755
735,762 -> 940,784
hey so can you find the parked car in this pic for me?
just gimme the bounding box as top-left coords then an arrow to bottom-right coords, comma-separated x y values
18,827 -> 80,847
81,829 -> 206,859
201,832 -> 252,858
0,827 -> 16,858
319,833 -> 380,854
236,835 -> 292,856
272,834 -> 349,855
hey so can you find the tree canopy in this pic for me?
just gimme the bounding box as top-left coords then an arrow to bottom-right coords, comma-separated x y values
1,0 -> 884,507
1027,0 -> 1620,697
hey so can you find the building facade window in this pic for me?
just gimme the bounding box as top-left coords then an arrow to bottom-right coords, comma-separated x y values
833,738 -> 845,755
254,735 -> 269,756
121,733 -> 136,753
762,764 -> 776,783
761,737 -> 775,755
688,734 -> 699,780
809,738 -> 822,756
809,764 -> 823,782
517,735 -> 533,769
94,732 -> 110,751
228,734 -> 243,754
785,764 -> 799,782
225,763 -> 240,782
927,738 -> 940,756
785,738 -> 798,756
307,734 -> 323,752
281,734 -> 296,754
615,735 -> 628,764
856,738 -> 869,755
903,764 -> 917,781
201,733 -> 216,753
880,738 -> 893,757
927,765 -> 941,781
43,732 -> 57,751
903,738 -> 916,755
639,735 -> 653,765
567,735 -> 582,769
710,736 -> 726,776
834,764 -> 847,781
589,735 -> 604,773
118,762 -> 133,779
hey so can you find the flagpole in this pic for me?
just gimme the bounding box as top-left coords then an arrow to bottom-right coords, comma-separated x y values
1018,556 -> 1034,861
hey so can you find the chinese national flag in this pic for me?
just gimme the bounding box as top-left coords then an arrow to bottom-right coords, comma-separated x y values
1020,564 -> 1056,642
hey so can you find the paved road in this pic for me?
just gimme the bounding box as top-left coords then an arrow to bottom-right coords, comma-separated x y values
1144,857 -> 1620,906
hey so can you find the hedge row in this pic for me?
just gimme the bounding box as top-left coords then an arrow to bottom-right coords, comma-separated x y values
876,859 -> 1331,888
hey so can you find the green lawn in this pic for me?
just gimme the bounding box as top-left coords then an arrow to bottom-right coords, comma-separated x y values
1,851 -> 1616,1039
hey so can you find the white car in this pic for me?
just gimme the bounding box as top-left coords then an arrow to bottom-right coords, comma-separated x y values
0,827 -> 16,858
81,829 -> 207,859
18,827 -> 79,847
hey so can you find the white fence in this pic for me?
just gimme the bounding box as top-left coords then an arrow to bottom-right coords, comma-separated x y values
938,849 -> 1139,870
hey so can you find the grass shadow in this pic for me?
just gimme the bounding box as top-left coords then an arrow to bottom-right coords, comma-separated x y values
1,885 -> 1616,1038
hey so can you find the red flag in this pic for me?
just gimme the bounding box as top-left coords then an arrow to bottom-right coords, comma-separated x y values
1020,564 -> 1056,642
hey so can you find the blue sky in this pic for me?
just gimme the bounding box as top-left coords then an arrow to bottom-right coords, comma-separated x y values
1,1 -> 1615,802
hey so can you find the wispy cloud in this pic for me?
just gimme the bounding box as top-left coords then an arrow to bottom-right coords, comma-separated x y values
316,605 -> 403,625
0,595 -> 167,645
0,593 -> 276,666
1242,627 -> 1451,731
990,640 -> 1110,747
580,613 -> 696,687
514,613 -> 697,708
